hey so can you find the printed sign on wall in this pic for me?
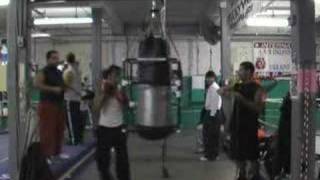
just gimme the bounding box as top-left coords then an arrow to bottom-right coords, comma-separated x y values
253,41 -> 292,76
231,42 -> 253,74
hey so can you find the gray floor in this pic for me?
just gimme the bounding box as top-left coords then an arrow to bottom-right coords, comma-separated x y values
72,130 -> 237,180
0,134 -> 8,164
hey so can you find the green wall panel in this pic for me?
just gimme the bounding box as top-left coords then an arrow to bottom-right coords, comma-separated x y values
27,77 -> 320,131
262,80 -> 290,98
191,89 -> 205,103
180,109 -> 201,129
181,77 -> 192,107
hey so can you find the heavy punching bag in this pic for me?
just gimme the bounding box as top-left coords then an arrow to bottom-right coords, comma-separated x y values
138,35 -> 170,58
135,34 -> 177,140
122,2 -> 182,177
124,34 -> 181,140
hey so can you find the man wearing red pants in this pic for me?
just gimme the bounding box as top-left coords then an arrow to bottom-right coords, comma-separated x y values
35,50 -> 67,162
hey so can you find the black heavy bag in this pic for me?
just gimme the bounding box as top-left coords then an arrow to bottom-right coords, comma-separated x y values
138,35 -> 170,58
19,142 -> 55,180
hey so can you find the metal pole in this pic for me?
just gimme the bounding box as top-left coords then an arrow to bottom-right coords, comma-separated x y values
161,0 -> 167,40
7,0 -> 20,178
219,0 -> 233,129
220,0 -> 232,80
188,40 -> 193,76
91,8 -> 103,91
7,0 -> 30,179
291,0 -> 317,180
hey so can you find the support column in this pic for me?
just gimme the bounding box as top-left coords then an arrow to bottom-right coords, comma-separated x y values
7,0 -> 30,179
7,0 -> 20,177
291,0 -> 317,180
92,8 -> 103,90
220,0 -> 233,129
188,40 -> 193,76
220,0 -> 232,80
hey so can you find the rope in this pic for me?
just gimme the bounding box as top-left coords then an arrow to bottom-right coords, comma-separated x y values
300,72 -> 312,179
209,48 -> 213,71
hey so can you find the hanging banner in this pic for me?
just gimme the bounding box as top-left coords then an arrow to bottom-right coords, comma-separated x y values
253,41 -> 292,76
228,0 -> 254,29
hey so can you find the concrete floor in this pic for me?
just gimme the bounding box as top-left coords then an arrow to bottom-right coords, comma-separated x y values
72,130 -> 237,180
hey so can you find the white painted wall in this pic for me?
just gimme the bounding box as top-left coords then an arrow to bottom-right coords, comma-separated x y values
33,37 -> 222,80
33,41 -> 92,80
231,41 -> 254,73
34,36 -> 317,81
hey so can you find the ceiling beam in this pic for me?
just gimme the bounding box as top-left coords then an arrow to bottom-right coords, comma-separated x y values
260,0 -> 277,11
124,23 -> 200,35
29,0 -> 105,9
33,23 -> 200,37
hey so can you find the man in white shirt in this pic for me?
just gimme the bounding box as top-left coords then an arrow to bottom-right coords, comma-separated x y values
200,71 -> 222,161
63,53 -> 84,145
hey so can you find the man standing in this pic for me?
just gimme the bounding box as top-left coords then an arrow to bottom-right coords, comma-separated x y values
63,53 -> 84,145
219,61 -> 265,180
35,50 -> 66,160
94,65 -> 131,180
200,71 -> 222,161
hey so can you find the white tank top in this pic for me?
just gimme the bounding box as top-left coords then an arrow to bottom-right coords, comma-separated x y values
64,65 -> 82,101
98,97 -> 123,127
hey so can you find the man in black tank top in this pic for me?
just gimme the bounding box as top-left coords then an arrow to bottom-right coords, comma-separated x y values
35,50 -> 66,160
219,62 -> 265,180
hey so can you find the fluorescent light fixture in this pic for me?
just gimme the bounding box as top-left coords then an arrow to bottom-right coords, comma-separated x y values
31,33 -> 51,38
35,7 -> 92,17
255,10 -> 290,16
34,17 -> 93,25
316,0 -> 320,16
246,17 -> 289,27
0,0 -> 9,6
265,1 -> 290,8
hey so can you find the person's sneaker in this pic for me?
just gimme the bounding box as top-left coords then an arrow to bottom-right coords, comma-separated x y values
214,156 -> 220,161
195,149 -> 204,154
0,173 -> 10,179
59,153 -> 70,160
46,158 -> 53,165
200,156 -> 208,161
85,125 -> 93,130
200,156 -> 219,161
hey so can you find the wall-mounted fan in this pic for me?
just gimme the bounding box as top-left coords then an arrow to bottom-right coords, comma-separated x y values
201,16 -> 221,46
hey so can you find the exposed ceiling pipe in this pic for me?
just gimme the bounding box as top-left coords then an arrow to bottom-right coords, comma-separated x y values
33,9 -> 45,18
259,0 -> 279,13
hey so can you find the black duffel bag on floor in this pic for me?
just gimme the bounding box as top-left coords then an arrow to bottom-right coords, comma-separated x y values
19,142 -> 55,180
